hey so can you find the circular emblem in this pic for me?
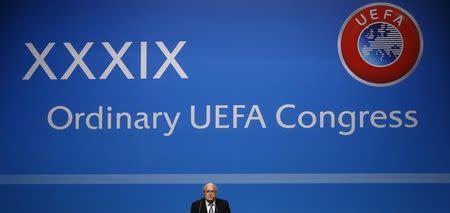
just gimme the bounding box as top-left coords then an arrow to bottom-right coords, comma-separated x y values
338,3 -> 423,86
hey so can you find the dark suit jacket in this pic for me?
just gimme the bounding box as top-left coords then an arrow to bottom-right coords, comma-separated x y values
191,198 -> 231,213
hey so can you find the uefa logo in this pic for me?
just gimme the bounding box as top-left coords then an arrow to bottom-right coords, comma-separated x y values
338,3 -> 423,86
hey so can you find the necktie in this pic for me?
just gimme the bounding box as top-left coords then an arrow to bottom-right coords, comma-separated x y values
208,203 -> 214,213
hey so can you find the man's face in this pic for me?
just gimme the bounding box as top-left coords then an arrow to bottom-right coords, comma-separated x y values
203,184 -> 216,201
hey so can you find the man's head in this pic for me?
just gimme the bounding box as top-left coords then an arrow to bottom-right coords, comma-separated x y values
203,182 -> 217,202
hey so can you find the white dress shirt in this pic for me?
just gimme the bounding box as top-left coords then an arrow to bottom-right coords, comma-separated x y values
205,200 -> 216,213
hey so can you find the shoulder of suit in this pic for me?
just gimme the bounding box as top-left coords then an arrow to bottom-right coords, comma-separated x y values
192,198 -> 203,205
192,198 -> 228,205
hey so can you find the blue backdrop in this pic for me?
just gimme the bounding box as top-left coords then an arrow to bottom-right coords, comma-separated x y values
1,0 -> 450,212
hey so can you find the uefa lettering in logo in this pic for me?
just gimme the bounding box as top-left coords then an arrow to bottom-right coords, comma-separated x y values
338,3 -> 423,86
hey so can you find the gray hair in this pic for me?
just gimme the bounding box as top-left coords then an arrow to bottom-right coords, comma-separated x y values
202,182 -> 218,192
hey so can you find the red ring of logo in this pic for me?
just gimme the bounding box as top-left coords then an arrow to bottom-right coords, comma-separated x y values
338,3 -> 423,86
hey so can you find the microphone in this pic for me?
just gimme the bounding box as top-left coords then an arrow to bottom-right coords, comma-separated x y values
198,198 -> 203,213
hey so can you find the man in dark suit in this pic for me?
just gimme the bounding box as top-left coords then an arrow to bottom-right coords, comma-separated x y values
191,183 -> 231,213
